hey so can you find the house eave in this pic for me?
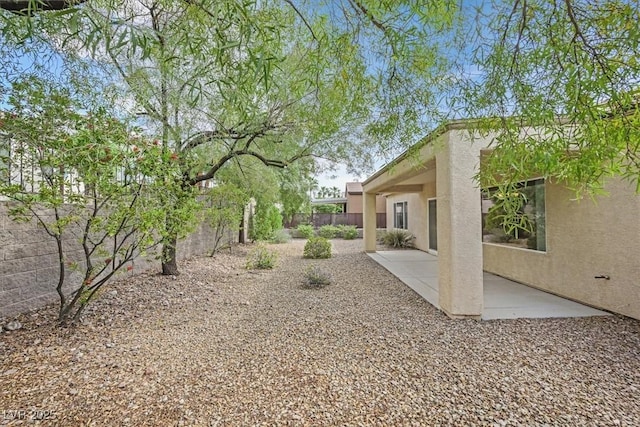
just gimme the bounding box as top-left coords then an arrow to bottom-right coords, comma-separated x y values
363,119 -> 473,189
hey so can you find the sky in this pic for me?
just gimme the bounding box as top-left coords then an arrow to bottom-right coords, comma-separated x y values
0,0 -> 486,195
316,163 -> 366,190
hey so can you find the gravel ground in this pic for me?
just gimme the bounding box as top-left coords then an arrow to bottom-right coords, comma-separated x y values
0,239 -> 639,426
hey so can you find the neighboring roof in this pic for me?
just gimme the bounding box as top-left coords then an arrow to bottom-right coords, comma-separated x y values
311,198 -> 347,205
345,182 -> 363,194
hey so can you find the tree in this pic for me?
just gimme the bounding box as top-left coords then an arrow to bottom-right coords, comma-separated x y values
68,0 -> 378,274
0,1 -> 85,12
2,0 -> 462,275
250,203 -> 283,241
463,0 -> 640,198
202,183 -> 249,255
314,203 -> 343,214
278,162 -> 313,225
0,76 -> 174,323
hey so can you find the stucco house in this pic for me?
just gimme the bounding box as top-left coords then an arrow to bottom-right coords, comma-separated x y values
362,120 -> 640,320
345,182 -> 386,215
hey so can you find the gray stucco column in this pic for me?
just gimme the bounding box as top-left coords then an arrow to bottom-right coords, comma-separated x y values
435,130 -> 484,319
363,191 -> 377,252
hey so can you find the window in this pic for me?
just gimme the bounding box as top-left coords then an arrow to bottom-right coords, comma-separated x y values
481,179 -> 546,251
394,201 -> 408,229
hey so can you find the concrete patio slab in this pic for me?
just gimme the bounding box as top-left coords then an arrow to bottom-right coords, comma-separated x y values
369,250 -> 611,320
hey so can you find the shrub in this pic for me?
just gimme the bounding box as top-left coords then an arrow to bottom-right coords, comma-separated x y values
296,224 -> 315,239
341,225 -> 358,240
303,236 -> 332,259
251,204 -> 283,241
381,229 -> 415,248
270,229 -> 291,244
318,224 -> 340,239
303,265 -> 332,288
246,244 -> 277,269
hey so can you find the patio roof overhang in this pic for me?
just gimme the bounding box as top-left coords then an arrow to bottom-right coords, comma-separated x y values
363,145 -> 437,195
362,120 -> 472,195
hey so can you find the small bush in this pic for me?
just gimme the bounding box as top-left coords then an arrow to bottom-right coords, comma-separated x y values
251,204 -> 283,241
303,265 -> 332,288
318,224 -> 340,239
246,244 -> 277,269
381,229 -> 415,248
270,229 -> 291,244
303,236 -> 332,259
296,224 -> 315,239
341,225 -> 358,240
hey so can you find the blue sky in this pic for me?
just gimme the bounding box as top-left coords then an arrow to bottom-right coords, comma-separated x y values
0,0 -> 493,191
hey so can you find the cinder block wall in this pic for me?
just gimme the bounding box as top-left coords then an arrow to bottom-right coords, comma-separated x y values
0,204 -> 233,318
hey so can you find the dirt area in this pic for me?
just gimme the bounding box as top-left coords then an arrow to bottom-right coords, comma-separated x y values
1,239 -> 639,426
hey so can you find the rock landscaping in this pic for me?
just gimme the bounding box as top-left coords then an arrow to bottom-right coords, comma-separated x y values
0,239 -> 638,426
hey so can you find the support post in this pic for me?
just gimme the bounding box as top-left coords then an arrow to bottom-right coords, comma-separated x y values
363,191 -> 377,252
436,131 -> 484,319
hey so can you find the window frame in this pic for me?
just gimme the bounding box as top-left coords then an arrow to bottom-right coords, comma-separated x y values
393,201 -> 408,230
481,178 -> 547,252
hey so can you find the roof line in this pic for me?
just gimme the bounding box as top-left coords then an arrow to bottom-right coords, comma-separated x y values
363,119 -> 474,186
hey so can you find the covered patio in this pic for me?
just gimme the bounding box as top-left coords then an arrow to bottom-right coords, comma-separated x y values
363,122 -> 489,319
361,122 -> 623,319
368,250 -> 610,320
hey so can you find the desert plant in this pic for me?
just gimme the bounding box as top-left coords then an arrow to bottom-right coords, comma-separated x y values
0,80 -> 183,324
250,203 -> 283,241
270,229 -> 291,244
246,244 -> 278,269
303,265 -> 332,288
341,225 -> 358,240
296,224 -> 315,239
381,229 -> 415,248
303,236 -> 332,259
203,184 -> 249,255
318,224 -> 340,239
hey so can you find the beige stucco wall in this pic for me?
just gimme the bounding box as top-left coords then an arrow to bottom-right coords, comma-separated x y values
347,193 -> 386,214
483,177 -> 640,320
347,193 -> 363,213
435,129 -> 488,318
385,181 -> 436,252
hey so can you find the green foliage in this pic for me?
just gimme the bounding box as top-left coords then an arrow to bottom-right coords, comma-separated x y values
341,225 -> 358,240
270,229 -> 291,244
318,224 -> 341,239
246,244 -> 277,270
314,204 -> 343,214
303,265 -> 332,288
203,184 -> 248,255
303,236 -> 332,259
0,77 -> 175,323
483,186 -> 533,240
296,224 -> 315,239
0,0 -> 464,273
279,164 -> 313,224
251,203 -> 283,241
381,230 -> 415,248
465,1 -> 640,195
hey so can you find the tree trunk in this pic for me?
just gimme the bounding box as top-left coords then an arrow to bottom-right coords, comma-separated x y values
161,233 -> 179,275
238,207 -> 245,244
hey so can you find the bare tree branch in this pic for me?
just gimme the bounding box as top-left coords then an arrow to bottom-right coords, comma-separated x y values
283,0 -> 317,41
